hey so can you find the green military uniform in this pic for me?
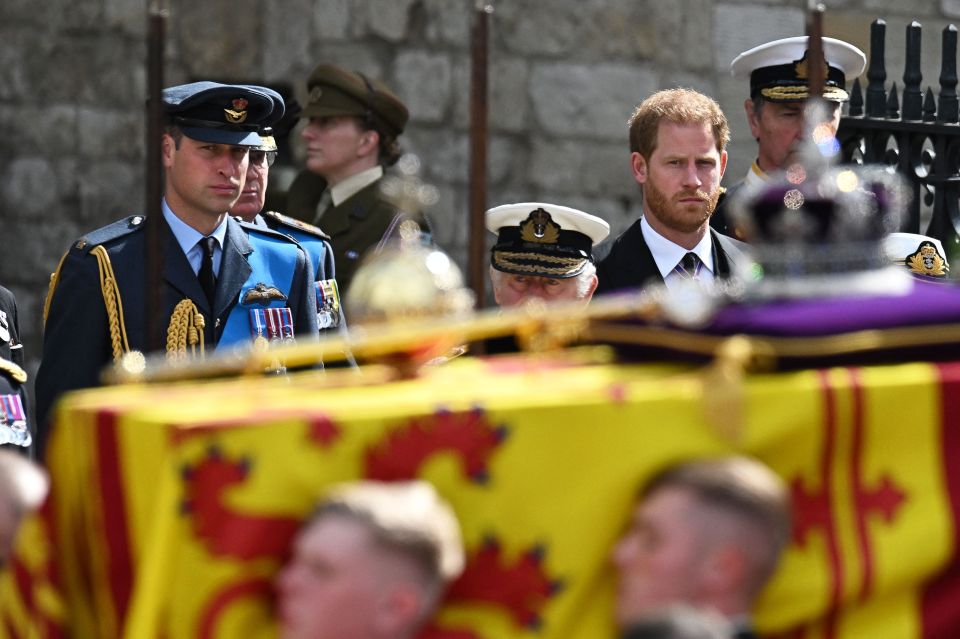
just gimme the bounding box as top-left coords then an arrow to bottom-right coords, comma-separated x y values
285,169 -> 430,293
286,62 -> 431,294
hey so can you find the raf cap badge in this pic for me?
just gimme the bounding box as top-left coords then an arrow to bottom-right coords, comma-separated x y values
224,97 -> 249,124
519,208 -> 561,244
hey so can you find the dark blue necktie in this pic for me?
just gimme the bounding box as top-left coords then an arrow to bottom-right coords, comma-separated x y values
198,236 -> 218,306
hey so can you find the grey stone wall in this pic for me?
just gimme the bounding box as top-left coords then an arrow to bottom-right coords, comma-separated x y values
2,0 -> 958,377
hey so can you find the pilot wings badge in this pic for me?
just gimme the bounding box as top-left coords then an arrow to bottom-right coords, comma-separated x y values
242,283 -> 288,306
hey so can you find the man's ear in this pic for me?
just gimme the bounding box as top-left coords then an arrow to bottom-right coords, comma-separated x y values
374,583 -> 423,635
631,152 -> 648,186
744,98 -> 762,140
585,274 -> 599,300
161,133 -> 176,169
702,544 -> 748,594
719,149 -> 728,179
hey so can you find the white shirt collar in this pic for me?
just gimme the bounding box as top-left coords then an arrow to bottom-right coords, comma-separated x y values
640,215 -> 715,278
162,199 -> 228,274
330,165 -> 383,206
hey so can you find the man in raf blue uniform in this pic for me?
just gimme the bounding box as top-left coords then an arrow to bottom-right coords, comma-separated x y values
36,82 -> 319,447
228,90 -> 342,332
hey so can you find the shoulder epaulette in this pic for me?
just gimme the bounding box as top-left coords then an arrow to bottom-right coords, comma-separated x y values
261,210 -> 332,241
72,215 -> 147,255
234,217 -> 303,245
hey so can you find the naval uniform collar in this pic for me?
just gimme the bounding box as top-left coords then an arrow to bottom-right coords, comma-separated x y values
744,160 -> 771,190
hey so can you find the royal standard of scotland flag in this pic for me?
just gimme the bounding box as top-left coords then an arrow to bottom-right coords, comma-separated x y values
4,349 -> 960,639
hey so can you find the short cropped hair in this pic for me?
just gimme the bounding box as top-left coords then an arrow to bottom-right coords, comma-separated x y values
628,88 -> 730,159
641,456 -> 790,598
0,450 -> 48,518
311,480 -> 464,606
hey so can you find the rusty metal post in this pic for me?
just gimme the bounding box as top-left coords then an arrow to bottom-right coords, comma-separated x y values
806,1 -> 825,99
146,0 -> 168,351
468,1 -> 493,310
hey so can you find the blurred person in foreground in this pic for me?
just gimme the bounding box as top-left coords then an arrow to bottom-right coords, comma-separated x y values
612,456 -> 791,639
0,449 -> 48,567
276,480 -> 464,639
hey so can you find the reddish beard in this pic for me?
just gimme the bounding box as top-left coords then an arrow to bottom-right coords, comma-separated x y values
644,179 -> 721,234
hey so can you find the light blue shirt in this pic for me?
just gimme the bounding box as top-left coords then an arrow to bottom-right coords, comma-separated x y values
162,199 -> 228,276
640,215 -> 715,289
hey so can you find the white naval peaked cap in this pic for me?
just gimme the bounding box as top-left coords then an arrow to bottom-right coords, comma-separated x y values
730,36 -> 866,102
486,202 -> 610,279
884,232 -> 950,279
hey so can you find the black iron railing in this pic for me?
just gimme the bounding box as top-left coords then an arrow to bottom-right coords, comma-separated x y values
837,19 -> 960,265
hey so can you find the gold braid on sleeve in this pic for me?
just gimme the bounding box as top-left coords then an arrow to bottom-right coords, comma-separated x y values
90,246 -> 131,362
166,300 -> 206,361
43,251 -> 70,327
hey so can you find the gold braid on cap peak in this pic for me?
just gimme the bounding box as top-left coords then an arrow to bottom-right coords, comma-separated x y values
760,85 -> 849,101
91,246 -> 131,362
166,300 -> 206,362
494,250 -> 586,277
760,86 -> 812,100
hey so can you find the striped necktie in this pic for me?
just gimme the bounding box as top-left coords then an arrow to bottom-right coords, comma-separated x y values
674,252 -> 702,280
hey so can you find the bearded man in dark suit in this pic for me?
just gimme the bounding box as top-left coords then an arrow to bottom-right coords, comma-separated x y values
596,88 -> 748,295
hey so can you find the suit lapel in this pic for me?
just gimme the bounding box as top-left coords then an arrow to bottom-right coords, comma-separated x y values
711,229 -> 730,277
710,228 -> 748,278
215,219 -> 253,318
624,219 -> 664,285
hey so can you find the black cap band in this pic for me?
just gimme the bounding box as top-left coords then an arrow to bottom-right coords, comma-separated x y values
750,63 -> 847,98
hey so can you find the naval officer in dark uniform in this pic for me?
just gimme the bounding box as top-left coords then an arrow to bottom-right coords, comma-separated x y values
710,36 -> 866,237
36,82 -> 319,447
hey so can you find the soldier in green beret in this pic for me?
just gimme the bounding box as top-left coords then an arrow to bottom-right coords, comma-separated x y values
285,63 -> 432,295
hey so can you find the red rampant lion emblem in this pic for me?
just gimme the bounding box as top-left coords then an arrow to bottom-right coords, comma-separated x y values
419,536 -> 565,638
364,407 -> 508,483
181,445 -> 301,561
